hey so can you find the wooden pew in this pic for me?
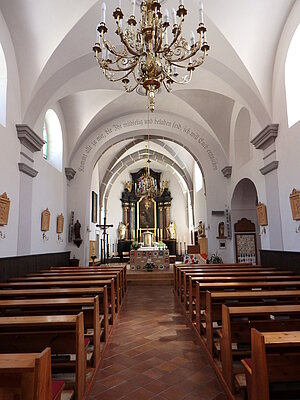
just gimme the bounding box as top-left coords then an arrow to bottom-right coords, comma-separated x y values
195,281 -> 300,333
0,278 -> 116,324
10,273 -> 122,312
0,297 -> 101,368
174,263 -> 254,295
188,273 -> 297,320
220,304 -> 300,393
179,267 -> 278,303
205,289 -> 300,355
0,287 -> 110,341
40,266 -> 127,297
48,265 -> 127,294
0,313 -> 86,400
242,329 -> 300,400
0,348 -> 66,400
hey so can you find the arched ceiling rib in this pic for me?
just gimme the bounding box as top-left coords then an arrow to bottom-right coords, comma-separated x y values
101,150 -> 193,212
10,0 -> 287,128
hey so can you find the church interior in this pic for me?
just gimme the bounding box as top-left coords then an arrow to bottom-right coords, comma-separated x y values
0,0 -> 300,399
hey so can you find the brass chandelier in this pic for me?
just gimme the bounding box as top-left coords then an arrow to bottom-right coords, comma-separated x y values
136,159 -> 158,199
136,114 -> 160,200
93,0 -> 209,112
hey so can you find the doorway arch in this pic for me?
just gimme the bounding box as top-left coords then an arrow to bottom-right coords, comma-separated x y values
231,178 -> 261,263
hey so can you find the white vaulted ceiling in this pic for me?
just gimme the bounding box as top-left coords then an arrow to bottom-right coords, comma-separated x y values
0,0 -> 296,177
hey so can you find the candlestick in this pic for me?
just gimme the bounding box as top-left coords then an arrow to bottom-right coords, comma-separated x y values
172,8 -> 177,25
101,2 -> 106,23
190,31 -> 195,46
163,9 -> 169,23
131,0 -> 136,16
199,1 -> 204,24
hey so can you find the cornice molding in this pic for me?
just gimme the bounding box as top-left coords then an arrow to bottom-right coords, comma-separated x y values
65,167 -> 76,181
251,123 -> 279,151
18,162 -> 39,178
260,161 -> 279,176
16,124 -> 45,153
221,166 -> 232,179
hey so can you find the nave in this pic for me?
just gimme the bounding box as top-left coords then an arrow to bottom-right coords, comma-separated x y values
89,285 -> 226,400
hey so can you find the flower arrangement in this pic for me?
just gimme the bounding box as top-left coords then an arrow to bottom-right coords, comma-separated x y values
131,241 -> 141,250
208,252 -> 223,264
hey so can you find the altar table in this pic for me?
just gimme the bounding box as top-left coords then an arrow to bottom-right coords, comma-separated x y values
130,249 -> 170,271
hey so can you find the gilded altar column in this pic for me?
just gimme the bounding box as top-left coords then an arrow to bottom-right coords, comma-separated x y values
123,204 -> 129,240
159,205 -> 164,241
164,203 -> 171,239
130,202 -> 135,241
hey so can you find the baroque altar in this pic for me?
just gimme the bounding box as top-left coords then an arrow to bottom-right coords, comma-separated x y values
117,167 -> 176,257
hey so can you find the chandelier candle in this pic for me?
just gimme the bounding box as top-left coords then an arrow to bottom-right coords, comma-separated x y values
93,0 -> 209,112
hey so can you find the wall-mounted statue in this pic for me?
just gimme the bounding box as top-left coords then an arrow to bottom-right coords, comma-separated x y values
218,221 -> 225,238
167,221 -> 176,239
123,181 -> 132,192
198,221 -> 206,238
118,222 -> 127,240
73,219 -> 82,248
74,220 -> 81,240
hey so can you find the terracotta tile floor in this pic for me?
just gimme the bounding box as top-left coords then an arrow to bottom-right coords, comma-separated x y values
88,286 -> 227,400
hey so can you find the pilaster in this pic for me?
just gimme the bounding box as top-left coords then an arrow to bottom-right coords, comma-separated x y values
251,124 -> 283,250
16,124 -> 44,255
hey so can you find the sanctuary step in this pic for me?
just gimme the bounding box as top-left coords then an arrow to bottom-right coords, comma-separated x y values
127,270 -> 173,286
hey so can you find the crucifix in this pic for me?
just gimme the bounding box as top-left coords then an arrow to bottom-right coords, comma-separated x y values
96,216 -> 113,264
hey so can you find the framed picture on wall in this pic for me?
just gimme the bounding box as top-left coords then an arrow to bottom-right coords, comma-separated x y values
91,191 -> 98,223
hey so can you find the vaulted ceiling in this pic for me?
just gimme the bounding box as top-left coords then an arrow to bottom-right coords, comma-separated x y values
0,0 -> 296,180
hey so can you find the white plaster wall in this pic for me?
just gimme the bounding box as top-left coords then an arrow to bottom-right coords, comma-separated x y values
89,164 -> 100,254
30,103 -> 68,255
193,161 -> 207,237
0,10 -> 21,257
272,2 -> 300,252
165,170 -> 189,242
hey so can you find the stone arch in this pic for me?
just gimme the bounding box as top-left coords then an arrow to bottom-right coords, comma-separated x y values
231,178 -> 261,262
101,149 -> 193,212
67,112 -> 228,264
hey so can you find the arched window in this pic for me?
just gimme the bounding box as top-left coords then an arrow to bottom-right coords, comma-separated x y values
194,162 -> 203,192
43,109 -> 63,171
285,24 -> 300,128
42,122 -> 48,160
0,43 -> 7,127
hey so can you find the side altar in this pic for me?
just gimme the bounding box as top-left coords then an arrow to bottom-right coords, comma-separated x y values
117,167 -> 177,258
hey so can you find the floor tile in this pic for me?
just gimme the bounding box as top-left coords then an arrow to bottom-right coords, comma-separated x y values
88,285 -> 227,399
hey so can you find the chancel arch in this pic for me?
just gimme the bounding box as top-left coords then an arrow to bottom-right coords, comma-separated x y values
67,111 -> 228,264
104,157 -> 191,258
100,149 -> 193,212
